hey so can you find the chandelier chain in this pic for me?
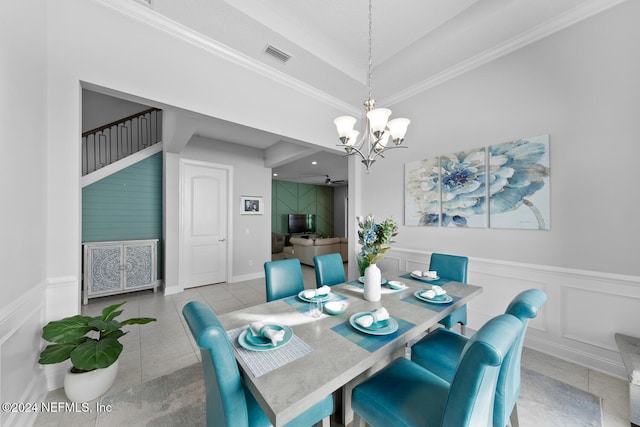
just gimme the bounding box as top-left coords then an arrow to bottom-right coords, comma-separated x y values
368,0 -> 373,101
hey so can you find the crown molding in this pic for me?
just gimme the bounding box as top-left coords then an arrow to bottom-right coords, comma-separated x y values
379,0 -> 628,106
93,0 -> 361,116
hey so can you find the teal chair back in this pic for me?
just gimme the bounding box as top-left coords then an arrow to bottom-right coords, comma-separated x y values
442,314 -> 523,426
264,259 -> 304,302
495,289 -> 547,427
352,314 -> 522,427
430,253 -> 469,330
182,301 -> 252,427
182,301 -> 333,427
411,288 -> 547,427
313,253 -> 346,287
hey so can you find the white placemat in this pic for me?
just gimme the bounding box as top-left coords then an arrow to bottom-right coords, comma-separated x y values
227,326 -> 313,377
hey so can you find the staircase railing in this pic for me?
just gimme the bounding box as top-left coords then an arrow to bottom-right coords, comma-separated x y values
82,108 -> 162,175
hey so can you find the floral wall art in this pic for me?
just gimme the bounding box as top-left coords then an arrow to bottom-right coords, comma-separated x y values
488,135 -> 550,229
405,135 -> 550,230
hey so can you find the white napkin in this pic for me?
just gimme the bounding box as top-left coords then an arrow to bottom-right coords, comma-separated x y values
412,270 -> 437,279
303,285 -> 331,299
421,285 -> 446,299
355,307 -> 390,328
249,322 -> 285,346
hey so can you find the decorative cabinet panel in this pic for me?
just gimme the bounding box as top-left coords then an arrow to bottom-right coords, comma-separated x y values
83,239 -> 158,304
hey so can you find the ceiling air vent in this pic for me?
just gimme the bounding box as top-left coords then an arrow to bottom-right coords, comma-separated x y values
264,44 -> 291,63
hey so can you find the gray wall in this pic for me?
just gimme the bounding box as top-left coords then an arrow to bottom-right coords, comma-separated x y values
333,185 -> 348,238
361,1 -> 640,276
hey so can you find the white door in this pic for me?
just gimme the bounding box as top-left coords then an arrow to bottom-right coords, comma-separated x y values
182,162 -> 228,288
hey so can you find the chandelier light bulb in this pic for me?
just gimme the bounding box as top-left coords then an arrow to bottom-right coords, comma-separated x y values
366,108 -> 391,138
334,116 -> 357,139
386,118 -> 411,144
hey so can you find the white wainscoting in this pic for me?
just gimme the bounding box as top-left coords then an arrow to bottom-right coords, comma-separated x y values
0,283 -> 48,427
379,247 -> 640,379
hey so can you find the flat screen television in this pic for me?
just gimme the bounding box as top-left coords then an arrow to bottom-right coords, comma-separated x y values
288,214 -> 316,234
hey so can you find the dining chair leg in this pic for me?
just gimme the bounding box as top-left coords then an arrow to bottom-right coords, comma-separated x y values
509,403 -> 520,427
460,323 -> 467,336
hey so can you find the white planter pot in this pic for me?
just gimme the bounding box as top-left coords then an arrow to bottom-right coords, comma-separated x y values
64,360 -> 119,402
363,263 -> 382,302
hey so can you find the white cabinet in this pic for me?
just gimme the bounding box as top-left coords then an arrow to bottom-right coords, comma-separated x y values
83,239 -> 158,304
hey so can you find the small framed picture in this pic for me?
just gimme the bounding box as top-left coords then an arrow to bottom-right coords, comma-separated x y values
241,196 -> 263,215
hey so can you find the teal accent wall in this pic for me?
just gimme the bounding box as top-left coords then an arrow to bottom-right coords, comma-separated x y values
82,152 -> 163,278
272,180 -> 334,236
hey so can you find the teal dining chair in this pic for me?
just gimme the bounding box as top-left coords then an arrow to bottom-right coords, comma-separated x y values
429,253 -> 469,333
313,253 -> 346,287
264,259 -> 305,302
351,314 -> 522,427
182,301 -> 333,427
411,289 -> 547,427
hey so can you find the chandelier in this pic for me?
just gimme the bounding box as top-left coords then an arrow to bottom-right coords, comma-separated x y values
333,0 -> 411,172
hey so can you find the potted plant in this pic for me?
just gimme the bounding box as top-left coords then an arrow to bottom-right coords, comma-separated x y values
38,301 -> 156,402
357,214 -> 398,301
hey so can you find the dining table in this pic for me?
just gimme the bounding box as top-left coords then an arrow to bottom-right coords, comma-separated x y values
217,269 -> 482,427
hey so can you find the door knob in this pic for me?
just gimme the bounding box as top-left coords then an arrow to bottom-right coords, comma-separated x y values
218,238 -> 226,242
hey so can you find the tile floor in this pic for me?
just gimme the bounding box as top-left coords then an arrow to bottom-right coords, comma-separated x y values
35,262 -> 630,426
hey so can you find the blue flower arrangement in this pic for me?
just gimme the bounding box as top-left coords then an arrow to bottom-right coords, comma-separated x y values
357,214 -> 398,274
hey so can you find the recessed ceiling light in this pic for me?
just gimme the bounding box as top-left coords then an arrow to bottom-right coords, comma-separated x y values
312,161 -> 317,165
273,173 -> 278,176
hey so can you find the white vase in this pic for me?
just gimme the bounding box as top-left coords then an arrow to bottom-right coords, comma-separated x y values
363,263 -> 382,301
64,360 -> 119,402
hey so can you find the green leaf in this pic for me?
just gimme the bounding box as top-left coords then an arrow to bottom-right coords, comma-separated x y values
101,302 -> 126,321
42,316 -> 95,343
88,318 -> 122,333
38,339 -> 87,364
120,317 -> 156,326
69,337 -> 123,371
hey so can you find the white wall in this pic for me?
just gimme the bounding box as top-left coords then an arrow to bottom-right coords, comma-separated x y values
82,89 -> 150,132
360,1 -> 640,377
0,1 -> 51,426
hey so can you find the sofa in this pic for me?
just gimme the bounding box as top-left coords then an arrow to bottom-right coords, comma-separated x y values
271,232 -> 285,254
284,237 -> 347,266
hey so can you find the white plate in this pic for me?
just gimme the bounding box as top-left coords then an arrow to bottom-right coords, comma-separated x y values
297,290 -> 334,303
410,273 -> 440,281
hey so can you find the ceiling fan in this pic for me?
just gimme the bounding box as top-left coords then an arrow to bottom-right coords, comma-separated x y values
323,175 -> 345,185
278,174 -> 346,186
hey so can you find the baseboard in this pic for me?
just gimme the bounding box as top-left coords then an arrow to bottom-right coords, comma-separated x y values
230,272 -> 264,283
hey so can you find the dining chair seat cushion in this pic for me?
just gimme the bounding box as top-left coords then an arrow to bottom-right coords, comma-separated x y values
411,327 -> 466,381
353,314 -> 522,427
313,253 -> 346,287
352,358 -> 450,427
